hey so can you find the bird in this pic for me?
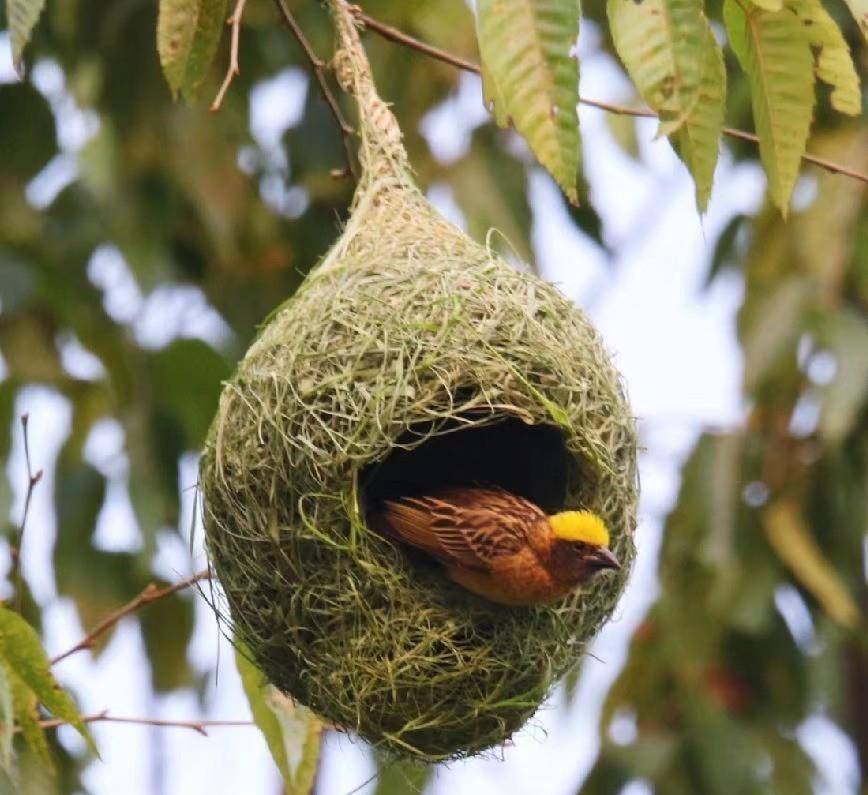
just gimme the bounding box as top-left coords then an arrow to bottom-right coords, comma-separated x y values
369,485 -> 620,606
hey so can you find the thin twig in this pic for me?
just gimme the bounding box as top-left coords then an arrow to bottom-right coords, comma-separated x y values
211,0 -> 250,112
349,6 -> 868,186
10,414 -> 43,609
34,710 -> 252,737
351,7 -> 479,74
273,0 -> 357,180
51,569 -> 212,665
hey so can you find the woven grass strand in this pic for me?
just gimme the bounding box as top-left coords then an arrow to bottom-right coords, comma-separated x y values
327,0 -> 410,197
200,0 -> 639,763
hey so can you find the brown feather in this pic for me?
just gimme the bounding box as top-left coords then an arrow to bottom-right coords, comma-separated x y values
372,486 -> 548,571
370,486 -> 618,606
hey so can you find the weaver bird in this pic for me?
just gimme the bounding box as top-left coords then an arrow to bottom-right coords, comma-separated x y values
370,486 -> 620,606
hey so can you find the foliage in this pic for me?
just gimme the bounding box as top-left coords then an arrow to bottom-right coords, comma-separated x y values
6,0 -> 864,212
584,125 -> 868,792
4,0 -> 43,74
723,0 -> 816,215
157,0 -> 229,101
477,0 -> 581,203
0,608 -> 94,781
607,0 -> 728,208
235,650 -> 322,795
0,0 -> 865,791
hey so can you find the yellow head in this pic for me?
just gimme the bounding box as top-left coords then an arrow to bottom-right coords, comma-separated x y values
549,510 -> 610,547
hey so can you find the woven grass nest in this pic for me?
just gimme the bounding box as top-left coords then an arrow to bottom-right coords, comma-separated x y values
200,0 -> 638,763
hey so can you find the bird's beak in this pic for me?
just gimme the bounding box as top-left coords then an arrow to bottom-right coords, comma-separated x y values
588,547 -> 621,571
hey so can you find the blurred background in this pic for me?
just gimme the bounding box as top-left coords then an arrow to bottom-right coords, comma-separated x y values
0,0 -> 865,793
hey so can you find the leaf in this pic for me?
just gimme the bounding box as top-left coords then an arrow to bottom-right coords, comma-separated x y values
839,0 -> 868,40
671,26 -> 726,211
475,0 -> 581,204
181,0 -> 229,101
0,607 -> 97,755
157,0 -> 229,100
742,277 -> 810,391
763,500 -> 859,628
724,0 -> 816,214
0,84 -> 57,181
788,0 -> 861,115
607,0 -> 710,136
815,309 -> 868,443
372,753 -> 432,795
605,112 -> 640,160
447,126 -> 534,263
705,213 -> 747,287
566,191 -> 608,251
606,734 -> 680,779
747,0 -> 783,8
140,587 -> 195,692
235,651 -> 322,795
147,338 -> 230,447
0,663 -> 14,776
5,0 -> 46,75
2,660 -> 50,769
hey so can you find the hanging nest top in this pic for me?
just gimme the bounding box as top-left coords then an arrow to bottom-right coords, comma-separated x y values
200,0 -> 638,762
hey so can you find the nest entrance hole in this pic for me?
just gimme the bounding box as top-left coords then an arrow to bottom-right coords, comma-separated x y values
362,416 -> 570,514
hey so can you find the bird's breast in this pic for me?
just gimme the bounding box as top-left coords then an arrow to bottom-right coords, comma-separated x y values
445,549 -> 574,606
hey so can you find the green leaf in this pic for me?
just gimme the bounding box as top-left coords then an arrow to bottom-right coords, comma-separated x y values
0,663 -> 14,776
763,500 -> 860,628
724,0 -> 816,214
0,84 -> 57,182
671,27 -> 726,211
372,753 -> 432,795
815,309 -> 868,443
2,660 -> 50,770
747,0 -> 784,10
839,0 -> 868,40
742,277 -> 810,390
157,0 -> 229,100
140,586 -> 195,692
447,126 -> 534,263
0,608 -> 96,755
607,0 -> 710,136
235,651 -> 322,795
147,338 -> 230,447
705,213 -> 747,287
605,112 -> 641,160
5,0 -> 46,75
788,0 -> 861,115
475,0 -> 581,204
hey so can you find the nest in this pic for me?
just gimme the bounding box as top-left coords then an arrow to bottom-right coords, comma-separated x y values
199,0 -> 638,762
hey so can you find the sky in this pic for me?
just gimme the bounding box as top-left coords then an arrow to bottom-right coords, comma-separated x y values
0,19 -> 861,795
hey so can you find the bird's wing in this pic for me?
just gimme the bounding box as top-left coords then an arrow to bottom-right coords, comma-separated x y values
372,487 -> 546,571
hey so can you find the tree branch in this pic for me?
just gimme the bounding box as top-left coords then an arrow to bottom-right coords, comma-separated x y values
10,414 -> 43,609
35,710 -> 252,737
51,569 -> 212,665
351,8 -> 479,74
273,0 -> 357,180
349,5 -> 868,186
211,0 -> 250,112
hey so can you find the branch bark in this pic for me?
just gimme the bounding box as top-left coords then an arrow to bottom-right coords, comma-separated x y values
35,710 -> 252,737
51,569 -> 212,665
211,0 -> 249,111
11,414 -> 43,609
273,0 -> 357,180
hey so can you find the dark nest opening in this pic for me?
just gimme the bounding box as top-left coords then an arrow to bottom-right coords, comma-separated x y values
362,416 -> 571,514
